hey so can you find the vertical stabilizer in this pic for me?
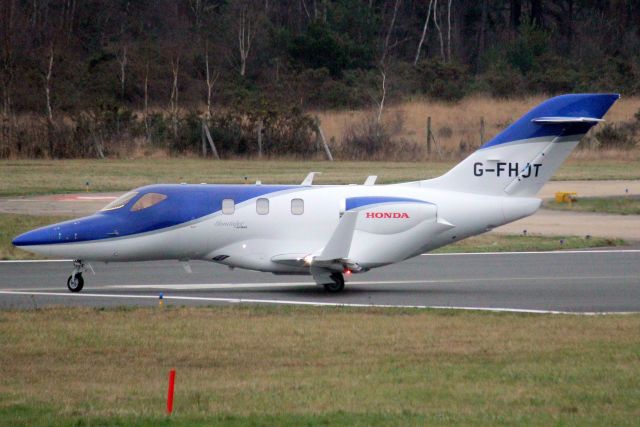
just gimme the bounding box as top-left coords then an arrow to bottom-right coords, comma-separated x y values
421,94 -> 620,197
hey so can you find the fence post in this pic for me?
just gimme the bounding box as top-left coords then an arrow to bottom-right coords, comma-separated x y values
315,117 -> 334,161
426,116 -> 432,157
480,116 -> 485,147
201,121 -> 207,157
202,122 -> 220,160
257,119 -> 263,158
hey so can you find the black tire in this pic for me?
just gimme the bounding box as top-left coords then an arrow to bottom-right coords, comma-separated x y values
323,273 -> 345,293
67,273 -> 84,293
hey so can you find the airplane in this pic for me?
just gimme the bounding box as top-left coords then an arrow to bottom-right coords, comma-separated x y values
12,93 -> 619,293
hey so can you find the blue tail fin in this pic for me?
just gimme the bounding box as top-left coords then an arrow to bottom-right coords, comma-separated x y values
423,94 -> 620,197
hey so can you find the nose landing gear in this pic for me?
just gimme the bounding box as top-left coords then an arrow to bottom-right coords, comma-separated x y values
67,260 -> 85,292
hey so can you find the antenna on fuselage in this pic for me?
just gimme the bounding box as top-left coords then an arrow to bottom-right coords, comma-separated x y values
364,175 -> 377,185
301,172 -> 321,186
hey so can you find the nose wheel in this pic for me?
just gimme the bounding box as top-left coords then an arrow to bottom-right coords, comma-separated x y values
67,273 -> 84,292
67,260 -> 86,292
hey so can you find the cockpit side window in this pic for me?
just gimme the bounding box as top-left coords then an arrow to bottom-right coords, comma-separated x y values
130,193 -> 168,212
101,191 -> 139,211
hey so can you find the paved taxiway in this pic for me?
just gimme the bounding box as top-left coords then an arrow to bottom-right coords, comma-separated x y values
1,250 -> 639,313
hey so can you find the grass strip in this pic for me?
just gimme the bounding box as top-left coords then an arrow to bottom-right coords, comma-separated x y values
544,196 -> 640,215
434,233 -> 625,253
1,158 -> 640,197
0,305 -> 639,426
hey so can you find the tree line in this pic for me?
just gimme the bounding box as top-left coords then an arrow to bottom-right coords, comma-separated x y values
1,0 -> 639,158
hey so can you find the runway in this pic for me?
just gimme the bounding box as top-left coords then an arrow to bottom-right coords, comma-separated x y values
1,250 -> 639,313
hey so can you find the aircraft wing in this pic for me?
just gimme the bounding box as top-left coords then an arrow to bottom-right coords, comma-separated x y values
315,211 -> 358,261
270,210 -> 364,273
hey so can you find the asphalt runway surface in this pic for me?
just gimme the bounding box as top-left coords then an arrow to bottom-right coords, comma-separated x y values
1,250 -> 639,313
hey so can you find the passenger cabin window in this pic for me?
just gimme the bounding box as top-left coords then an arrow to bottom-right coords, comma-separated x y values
101,191 -> 138,211
256,198 -> 269,215
222,198 -> 235,215
131,193 -> 167,212
291,198 -> 304,215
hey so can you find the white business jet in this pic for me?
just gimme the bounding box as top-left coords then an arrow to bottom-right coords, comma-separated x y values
12,94 -> 619,292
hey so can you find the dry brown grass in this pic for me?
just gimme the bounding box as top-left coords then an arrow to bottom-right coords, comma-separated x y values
314,95 -> 640,158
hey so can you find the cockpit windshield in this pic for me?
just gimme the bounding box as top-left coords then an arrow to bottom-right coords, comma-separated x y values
130,193 -> 167,212
100,191 -> 139,211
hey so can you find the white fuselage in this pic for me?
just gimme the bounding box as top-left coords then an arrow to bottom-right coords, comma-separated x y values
26,184 -> 540,274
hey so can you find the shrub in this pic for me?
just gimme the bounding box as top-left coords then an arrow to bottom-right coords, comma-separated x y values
478,62 -> 525,98
416,60 -> 469,101
339,113 -> 422,161
594,123 -> 637,150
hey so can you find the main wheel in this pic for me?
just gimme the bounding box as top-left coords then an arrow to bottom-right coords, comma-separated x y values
323,273 -> 345,293
67,273 -> 84,293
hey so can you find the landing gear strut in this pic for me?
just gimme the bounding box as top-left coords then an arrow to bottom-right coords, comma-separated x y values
67,260 -> 85,293
323,272 -> 345,293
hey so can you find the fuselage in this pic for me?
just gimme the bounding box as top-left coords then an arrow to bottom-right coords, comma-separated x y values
12,182 -> 540,274
10,93 -> 619,293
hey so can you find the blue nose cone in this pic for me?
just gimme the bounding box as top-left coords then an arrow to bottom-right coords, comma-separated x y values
12,226 -> 56,247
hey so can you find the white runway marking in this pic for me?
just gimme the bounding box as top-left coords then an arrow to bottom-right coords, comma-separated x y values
0,289 -> 636,315
0,248 -> 638,264
110,282 -> 319,290
12,274 -> 636,293
0,259 -> 72,263
423,249 -> 640,256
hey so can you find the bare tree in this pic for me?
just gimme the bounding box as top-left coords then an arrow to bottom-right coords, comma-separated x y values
447,0 -> 452,62
381,0 -> 402,65
300,0 -> 311,20
0,0 -> 18,157
143,63 -> 150,140
433,0 -> 445,61
169,55 -> 180,139
117,45 -> 127,98
238,5 -> 253,76
204,47 -> 219,119
44,44 -> 54,123
377,0 -> 401,124
478,0 -> 488,68
414,0 -> 434,65
375,68 -> 386,124
1,0 -> 17,119
189,0 -> 203,28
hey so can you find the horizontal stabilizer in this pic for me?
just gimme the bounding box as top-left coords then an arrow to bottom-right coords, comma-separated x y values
532,116 -> 605,124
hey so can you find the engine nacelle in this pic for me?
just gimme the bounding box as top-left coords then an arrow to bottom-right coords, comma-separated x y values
344,197 -> 452,267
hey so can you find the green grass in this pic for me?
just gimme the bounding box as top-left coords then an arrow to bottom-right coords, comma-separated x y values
1,158 -> 639,197
545,195 -> 640,215
552,158 -> 640,181
0,213 -> 625,260
434,233 -> 625,253
1,306 -> 639,426
0,159 -> 452,197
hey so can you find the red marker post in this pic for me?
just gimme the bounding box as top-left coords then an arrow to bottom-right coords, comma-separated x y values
167,369 -> 176,415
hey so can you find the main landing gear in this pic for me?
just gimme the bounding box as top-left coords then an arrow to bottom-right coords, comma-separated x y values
323,272 -> 345,293
67,260 -> 85,293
